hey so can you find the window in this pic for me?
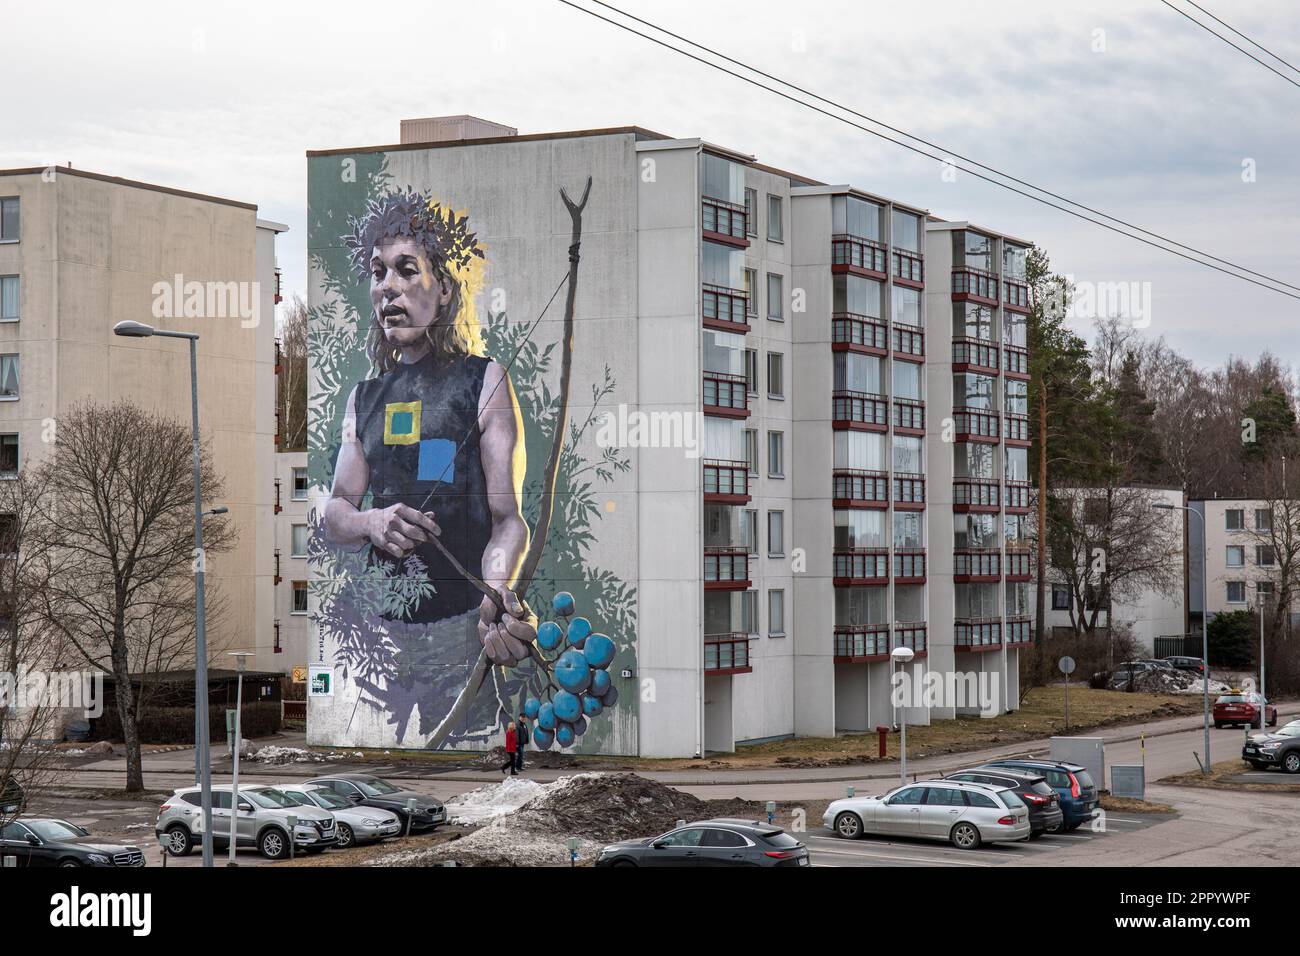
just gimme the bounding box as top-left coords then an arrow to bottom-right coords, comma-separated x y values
767,351 -> 784,398
292,467 -> 308,499
0,276 -> 17,322
292,581 -> 309,614
767,510 -> 784,556
741,590 -> 757,633
1255,508 -> 1273,531
1256,545 -> 1276,567
743,268 -> 757,316
1051,583 -> 1071,611
0,355 -> 16,399
702,828 -> 748,848
291,524 -> 309,557
0,513 -> 16,556
767,431 -> 784,477
768,588 -> 785,636
743,509 -> 758,555
1226,581 -> 1246,603
744,348 -> 758,394
766,194 -> 783,241
0,434 -> 15,479
1225,509 -> 1244,531
766,273 -> 784,320
1226,546 -> 1245,568
744,188 -> 757,237
0,198 -> 18,243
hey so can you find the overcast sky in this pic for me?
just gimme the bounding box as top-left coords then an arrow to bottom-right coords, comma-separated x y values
2,0 -> 1295,370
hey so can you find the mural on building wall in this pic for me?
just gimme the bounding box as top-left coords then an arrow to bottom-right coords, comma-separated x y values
306,156 -> 636,753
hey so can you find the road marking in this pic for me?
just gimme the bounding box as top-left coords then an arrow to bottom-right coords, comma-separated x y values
808,844 -> 997,867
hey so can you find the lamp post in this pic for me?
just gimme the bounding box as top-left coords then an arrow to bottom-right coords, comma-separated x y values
891,645 -> 916,787
227,651 -> 251,866
1256,588 -> 1267,730
1154,501 -> 1210,775
113,319 -> 216,864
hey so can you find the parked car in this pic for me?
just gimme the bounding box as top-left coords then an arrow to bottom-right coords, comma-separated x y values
1099,660 -> 1158,689
1242,721 -> 1300,773
276,782 -> 402,848
824,780 -> 1031,849
943,766 -> 1064,838
305,773 -> 445,832
156,784 -> 337,859
982,759 -> 1099,830
596,818 -> 809,867
1163,655 -> 1205,674
0,818 -> 145,868
0,777 -> 25,815
1140,658 -> 1178,671
1214,691 -> 1278,729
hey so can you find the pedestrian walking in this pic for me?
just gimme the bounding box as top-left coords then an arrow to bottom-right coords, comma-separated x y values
514,712 -> 529,773
500,719 -> 518,775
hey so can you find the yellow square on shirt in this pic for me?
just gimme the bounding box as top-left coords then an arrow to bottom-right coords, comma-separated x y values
383,401 -> 421,445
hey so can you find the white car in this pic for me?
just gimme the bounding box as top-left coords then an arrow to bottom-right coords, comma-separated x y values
823,780 -> 1031,849
276,783 -> 402,849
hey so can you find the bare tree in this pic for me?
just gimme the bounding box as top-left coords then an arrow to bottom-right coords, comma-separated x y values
34,401 -> 234,792
277,296 -> 308,452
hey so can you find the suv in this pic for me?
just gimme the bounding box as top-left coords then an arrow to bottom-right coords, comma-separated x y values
982,759 -> 1099,830
1242,721 -> 1300,773
0,818 -> 145,868
157,784 -> 337,860
596,819 -> 809,867
943,766 -> 1064,838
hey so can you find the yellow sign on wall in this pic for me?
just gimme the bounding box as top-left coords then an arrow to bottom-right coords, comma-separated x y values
292,666 -> 308,683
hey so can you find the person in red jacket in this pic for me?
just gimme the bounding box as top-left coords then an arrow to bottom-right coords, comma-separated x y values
500,720 -> 518,776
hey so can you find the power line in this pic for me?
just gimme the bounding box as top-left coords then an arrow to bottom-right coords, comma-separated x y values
1181,0 -> 1300,75
555,0 -> 1300,301
1158,0 -> 1300,90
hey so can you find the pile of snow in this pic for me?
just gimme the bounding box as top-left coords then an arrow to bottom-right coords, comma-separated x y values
444,777 -> 547,826
249,745 -> 349,765
1112,668 -> 1231,696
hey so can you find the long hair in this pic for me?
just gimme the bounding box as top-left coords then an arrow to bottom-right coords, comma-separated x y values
344,189 -> 487,376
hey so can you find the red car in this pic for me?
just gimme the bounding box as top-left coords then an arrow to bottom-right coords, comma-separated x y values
1214,691 -> 1278,729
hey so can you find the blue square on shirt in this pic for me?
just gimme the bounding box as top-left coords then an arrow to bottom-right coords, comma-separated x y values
417,438 -> 456,483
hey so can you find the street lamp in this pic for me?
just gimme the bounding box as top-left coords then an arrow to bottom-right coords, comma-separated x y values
1154,502 -> 1210,775
226,651 -> 251,867
1256,588 -> 1267,730
891,645 -> 916,787
113,319 -> 216,864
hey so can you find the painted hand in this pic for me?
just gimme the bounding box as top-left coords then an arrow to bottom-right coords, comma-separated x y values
477,588 -> 537,667
366,504 -> 440,558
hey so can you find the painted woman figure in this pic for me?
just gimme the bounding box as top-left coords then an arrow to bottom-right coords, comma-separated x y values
324,190 -> 536,742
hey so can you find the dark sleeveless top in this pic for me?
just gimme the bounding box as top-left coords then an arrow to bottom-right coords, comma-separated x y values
354,352 -> 493,624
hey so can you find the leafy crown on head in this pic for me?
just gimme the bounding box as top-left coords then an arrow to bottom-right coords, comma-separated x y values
344,188 -> 485,283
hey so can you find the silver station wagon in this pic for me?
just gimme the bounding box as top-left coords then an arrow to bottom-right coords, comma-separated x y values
823,779 -> 1031,849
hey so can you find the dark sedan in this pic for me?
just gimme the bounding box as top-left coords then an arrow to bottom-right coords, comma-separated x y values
0,818 -> 146,868
596,819 -> 810,867
1242,721 -> 1300,773
943,766 -> 1064,838
305,773 -> 445,831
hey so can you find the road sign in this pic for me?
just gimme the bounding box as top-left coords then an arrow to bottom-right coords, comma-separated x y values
1058,656 -> 1076,675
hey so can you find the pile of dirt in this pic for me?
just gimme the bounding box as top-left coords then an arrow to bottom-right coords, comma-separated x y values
1116,670 -> 1230,696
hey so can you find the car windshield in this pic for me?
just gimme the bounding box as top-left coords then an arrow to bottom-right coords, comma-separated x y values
354,777 -> 402,796
1075,771 -> 1096,789
999,791 -> 1025,809
1030,781 -> 1054,795
763,832 -> 800,848
1217,695 -> 1245,704
245,788 -> 298,809
306,789 -> 351,810
1275,725 -> 1300,738
27,820 -> 85,841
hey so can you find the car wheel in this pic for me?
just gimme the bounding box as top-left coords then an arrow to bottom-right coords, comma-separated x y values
59,859 -> 82,867
336,823 -> 355,849
1065,820 -> 1084,831
260,828 -> 289,860
1028,829 -> 1044,840
1270,712 -> 1278,727
165,824 -> 193,857
950,822 -> 981,850
610,859 -> 636,867
1283,752 -> 1300,775
833,812 -> 863,839
1214,721 -> 1223,729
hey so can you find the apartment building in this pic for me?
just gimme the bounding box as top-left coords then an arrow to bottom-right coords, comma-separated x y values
1190,498 -> 1299,629
274,451 -> 311,668
0,166 -> 287,672
305,121 -> 1035,757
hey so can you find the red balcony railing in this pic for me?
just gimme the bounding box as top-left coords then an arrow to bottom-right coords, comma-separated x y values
832,390 -> 888,431
703,370 -> 749,419
952,267 -> 999,303
953,406 -> 1000,443
833,548 -> 889,585
833,625 -> 890,662
831,234 -> 888,277
701,282 -> 750,333
1003,344 -> 1030,378
955,618 -> 1003,650
704,547 -> 750,590
954,548 -> 1001,582
1005,549 -> 1033,581
953,477 -> 1000,512
704,634 -> 753,674
1005,617 -> 1033,646
894,623 -> 928,655
832,468 -> 888,509
893,472 -> 926,510
1005,480 -> 1032,512
703,459 -> 751,504
891,321 -> 925,361
894,548 -> 927,583
1003,278 -> 1030,312
1004,413 -> 1031,446
893,397 -> 925,435
831,312 -> 888,355
701,196 -> 749,248
952,337 -> 1000,373
892,249 -> 924,286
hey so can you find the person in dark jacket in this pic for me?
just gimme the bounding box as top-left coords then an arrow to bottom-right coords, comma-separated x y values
514,712 -> 528,773
500,720 -> 518,776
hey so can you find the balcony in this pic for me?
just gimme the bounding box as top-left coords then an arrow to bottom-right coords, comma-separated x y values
954,548 -> 1001,582
832,390 -> 888,432
703,370 -> 749,419
951,266 -> 999,305
832,468 -> 888,509
833,625 -> 890,663
1005,480 -> 1032,512
952,406 -> 1000,443
952,337 -> 1000,374
1005,549 -> 1033,581
894,472 -> 926,510
953,477 -> 1000,513
703,459 -> 751,505
701,196 -> 749,248
893,397 -> 925,436
704,547 -> 750,590
831,234 -> 888,278
1004,413 -> 1031,446
832,312 -> 887,356
955,618 -> 1003,651
833,548 -> 889,586
701,282 -> 750,334
1003,344 -> 1030,379
895,623 -> 928,656
1005,617 -> 1033,647
894,548 -> 927,584
891,321 -> 925,362
1003,277 -> 1030,312
704,634 -> 753,675
892,248 -> 924,288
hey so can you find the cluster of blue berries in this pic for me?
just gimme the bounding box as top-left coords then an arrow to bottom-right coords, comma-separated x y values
522,591 -> 619,749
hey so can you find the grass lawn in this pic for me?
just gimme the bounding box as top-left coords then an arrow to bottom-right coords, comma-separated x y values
1160,759 -> 1300,794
